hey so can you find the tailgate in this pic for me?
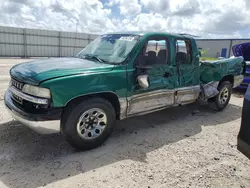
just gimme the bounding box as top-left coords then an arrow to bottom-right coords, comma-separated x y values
237,85 -> 250,159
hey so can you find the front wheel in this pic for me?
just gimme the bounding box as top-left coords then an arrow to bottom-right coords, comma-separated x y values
61,98 -> 116,151
208,81 -> 232,111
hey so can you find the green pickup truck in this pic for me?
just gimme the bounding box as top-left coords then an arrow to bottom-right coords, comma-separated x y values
4,32 -> 245,150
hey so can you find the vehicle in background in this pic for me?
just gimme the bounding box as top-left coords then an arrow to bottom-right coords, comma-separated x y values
232,42 -> 250,89
237,84 -> 250,159
4,32 -> 245,150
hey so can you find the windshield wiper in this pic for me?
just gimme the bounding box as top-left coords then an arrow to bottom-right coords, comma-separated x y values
80,54 -> 107,64
77,54 -> 118,65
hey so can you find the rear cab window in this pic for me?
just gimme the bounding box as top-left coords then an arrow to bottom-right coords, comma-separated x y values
175,39 -> 192,64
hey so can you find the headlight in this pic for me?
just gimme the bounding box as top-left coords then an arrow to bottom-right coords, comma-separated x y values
22,84 -> 51,98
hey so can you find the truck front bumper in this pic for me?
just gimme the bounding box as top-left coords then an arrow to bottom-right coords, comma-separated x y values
4,88 -> 61,134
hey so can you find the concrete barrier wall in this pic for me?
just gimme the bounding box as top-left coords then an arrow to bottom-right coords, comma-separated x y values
0,26 -> 249,58
0,26 -> 98,57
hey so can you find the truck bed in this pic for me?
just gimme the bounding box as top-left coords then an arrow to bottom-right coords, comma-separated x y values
199,56 -> 244,84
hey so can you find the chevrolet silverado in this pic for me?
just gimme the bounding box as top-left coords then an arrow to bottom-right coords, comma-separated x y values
4,32 -> 245,150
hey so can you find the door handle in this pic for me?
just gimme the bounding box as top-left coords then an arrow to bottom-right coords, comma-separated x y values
164,72 -> 172,77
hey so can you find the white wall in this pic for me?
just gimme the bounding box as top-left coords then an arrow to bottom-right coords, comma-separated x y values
0,26 -> 98,57
196,39 -> 250,58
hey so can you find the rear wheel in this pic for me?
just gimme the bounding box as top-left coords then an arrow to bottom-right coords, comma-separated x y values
61,98 -> 116,151
208,81 -> 232,111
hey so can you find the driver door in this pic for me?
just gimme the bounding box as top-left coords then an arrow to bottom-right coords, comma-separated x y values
127,36 -> 177,116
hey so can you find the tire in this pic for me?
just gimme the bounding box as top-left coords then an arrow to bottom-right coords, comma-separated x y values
208,81 -> 232,111
61,97 -> 116,151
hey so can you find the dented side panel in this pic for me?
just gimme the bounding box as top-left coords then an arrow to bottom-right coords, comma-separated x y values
127,90 -> 175,116
126,85 -> 201,118
200,81 -> 219,100
200,57 -> 244,84
175,85 -> 200,105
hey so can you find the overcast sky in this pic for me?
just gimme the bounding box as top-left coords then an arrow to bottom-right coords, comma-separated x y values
0,0 -> 249,38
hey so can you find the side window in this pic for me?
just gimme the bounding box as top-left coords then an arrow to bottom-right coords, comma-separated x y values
144,39 -> 168,65
175,40 -> 192,64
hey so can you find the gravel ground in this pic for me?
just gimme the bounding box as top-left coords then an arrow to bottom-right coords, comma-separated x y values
0,58 -> 250,188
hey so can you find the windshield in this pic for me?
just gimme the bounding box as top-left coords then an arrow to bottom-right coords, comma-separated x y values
76,34 -> 141,64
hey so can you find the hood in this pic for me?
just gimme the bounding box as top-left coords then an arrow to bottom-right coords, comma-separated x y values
10,57 -> 115,85
232,42 -> 250,61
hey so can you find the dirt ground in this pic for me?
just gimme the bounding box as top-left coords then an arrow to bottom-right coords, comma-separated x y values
0,58 -> 249,188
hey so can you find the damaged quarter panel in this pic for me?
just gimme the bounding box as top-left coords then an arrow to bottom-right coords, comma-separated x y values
200,56 -> 244,83
40,65 -> 127,107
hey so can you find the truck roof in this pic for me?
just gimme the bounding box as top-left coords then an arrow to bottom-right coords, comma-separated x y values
104,31 -> 195,40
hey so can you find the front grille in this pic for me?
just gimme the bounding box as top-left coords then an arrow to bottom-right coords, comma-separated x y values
11,78 -> 24,90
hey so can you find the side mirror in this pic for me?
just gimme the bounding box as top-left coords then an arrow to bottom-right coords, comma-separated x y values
135,54 -> 151,89
137,74 -> 149,89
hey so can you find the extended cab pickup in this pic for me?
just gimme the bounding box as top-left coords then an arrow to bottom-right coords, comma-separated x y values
4,32 -> 245,150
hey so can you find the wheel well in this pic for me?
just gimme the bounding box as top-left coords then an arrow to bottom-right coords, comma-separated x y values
64,92 -> 121,119
219,75 -> 234,87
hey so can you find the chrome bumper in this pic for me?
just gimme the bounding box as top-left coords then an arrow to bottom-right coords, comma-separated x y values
233,75 -> 244,88
4,88 -> 60,134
